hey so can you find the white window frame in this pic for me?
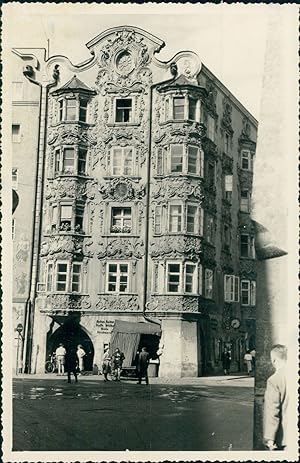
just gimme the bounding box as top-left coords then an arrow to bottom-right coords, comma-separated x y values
240,234 -> 255,259
165,94 -> 201,123
57,96 -> 89,123
52,261 -> 82,293
168,203 -> 183,233
184,262 -> 198,294
54,146 -> 88,177
169,144 -> 204,176
110,146 -> 135,176
12,124 -> 21,143
241,149 -> 253,171
166,261 -> 182,294
166,261 -> 199,295
168,201 -> 203,235
224,275 -> 239,302
241,279 -> 256,306
240,189 -> 250,212
110,207 -> 132,234
106,261 -> 130,293
204,269 -> 214,299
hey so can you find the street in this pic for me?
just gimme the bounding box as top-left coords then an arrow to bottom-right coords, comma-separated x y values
13,376 -> 254,451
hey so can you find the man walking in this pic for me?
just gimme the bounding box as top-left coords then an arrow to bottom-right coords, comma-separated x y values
263,344 -> 288,450
55,343 -> 66,376
137,347 -> 150,385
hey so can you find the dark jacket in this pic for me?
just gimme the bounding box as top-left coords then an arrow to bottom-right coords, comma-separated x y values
137,351 -> 150,375
65,350 -> 78,372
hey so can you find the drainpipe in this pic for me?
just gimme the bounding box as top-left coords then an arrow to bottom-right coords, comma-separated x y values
21,66 -> 58,373
142,83 -> 161,327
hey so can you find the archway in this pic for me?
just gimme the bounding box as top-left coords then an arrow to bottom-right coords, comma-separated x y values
46,319 -> 94,371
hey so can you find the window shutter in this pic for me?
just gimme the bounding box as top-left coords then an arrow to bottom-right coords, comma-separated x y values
199,207 -> 204,236
234,276 -> 239,302
154,205 -> 162,234
251,281 -> 256,305
200,150 -> 204,177
157,148 -> 163,175
198,264 -> 203,295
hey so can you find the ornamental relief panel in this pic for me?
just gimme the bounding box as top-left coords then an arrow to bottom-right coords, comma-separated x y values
41,235 -> 93,258
146,295 -> 199,313
97,238 -> 145,260
220,252 -> 233,273
150,236 -> 202,260
239,117 -> 255,144
222,154 -> 234,173
151,178 -> 204,203
201,243 -> 216,264
221,96 -> 233,134
99,177 -> 146,202
96,294 -> 141,312
45,294 -> 91,312
202,138 -> 218,158
222,303 -> 233,330
47,124 -> 96,147
45,178 -> 97,201
153,123 -> 206,146
204,78 -> 217,115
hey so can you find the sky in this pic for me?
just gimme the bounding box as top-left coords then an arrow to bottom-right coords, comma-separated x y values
2,3 -> 297,119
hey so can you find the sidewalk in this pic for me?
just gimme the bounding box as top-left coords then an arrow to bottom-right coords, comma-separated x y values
13,372 -> 254,387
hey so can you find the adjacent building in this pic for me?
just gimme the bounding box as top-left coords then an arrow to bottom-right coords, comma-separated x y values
12,26 -> 257,377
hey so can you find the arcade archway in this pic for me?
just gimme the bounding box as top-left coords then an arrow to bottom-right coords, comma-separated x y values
46,319 -> 94,371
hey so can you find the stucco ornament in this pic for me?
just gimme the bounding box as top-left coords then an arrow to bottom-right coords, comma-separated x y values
222,97 -> 233,133
46,294 -> 91,312
240,117 -> 252,141
40,235 -> 89,258
152,178 -> 204,203
205,78 -> 218,115
99,177 -> 145,202
97,238 -> 144,260
96,294 -> 140,312
48,125 -> 96,147
150,236 -> 202,260
146,295 -> 199,313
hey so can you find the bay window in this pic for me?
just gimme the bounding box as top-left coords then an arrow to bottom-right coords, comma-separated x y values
46,261 -> 82,293
107,262 -> 129,293
53,146 -> 88,177
51,203 -> 85,233
173,97 -> 185,120
224,275 -> 239,302
165,94 -> 201,122
241,280 -> 256,306
169,144 -> 204,176
65,98 -> 77,121
166,261 -> 199,294
168,202 -> 203,235
58,96 -> 90,123
169,204 -> 182,232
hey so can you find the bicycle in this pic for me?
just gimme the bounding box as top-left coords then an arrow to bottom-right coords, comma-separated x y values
45,353 -> 57,373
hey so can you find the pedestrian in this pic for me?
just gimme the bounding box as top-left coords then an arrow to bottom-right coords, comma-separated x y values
250,348 -> 256,372
55,343 -> 66,376
102,346 -> 111,381
263,344 -> 288,450
244,350 -> 253,375
137,347 -> 150,385
221,347 -> 231,375
76,344 -> 86,374
65,347 -> 78,384
111,347 -> 125,381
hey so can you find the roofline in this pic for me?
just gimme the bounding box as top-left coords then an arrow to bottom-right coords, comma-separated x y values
86,25 -> 165,53
201,63 -> 258,126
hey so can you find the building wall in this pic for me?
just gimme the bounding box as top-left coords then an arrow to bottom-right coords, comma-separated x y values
13,26 -> 257,376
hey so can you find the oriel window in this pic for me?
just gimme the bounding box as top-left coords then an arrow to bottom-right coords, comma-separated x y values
65,98 -> 77,121
173,97 -> 185,120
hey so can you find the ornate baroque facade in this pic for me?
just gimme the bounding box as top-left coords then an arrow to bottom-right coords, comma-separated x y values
12,26 -> 257,377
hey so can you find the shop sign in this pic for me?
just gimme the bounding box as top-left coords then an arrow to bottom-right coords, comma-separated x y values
96,319 -> 115,333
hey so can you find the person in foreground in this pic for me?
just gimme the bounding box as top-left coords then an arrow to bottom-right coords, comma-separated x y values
263,344 -> 288,451
65,347 -> 78,384
137,347 -> 150,385
112,348 -> 125,381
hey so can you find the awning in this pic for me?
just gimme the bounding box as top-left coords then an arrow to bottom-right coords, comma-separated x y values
112,320 -> 161,336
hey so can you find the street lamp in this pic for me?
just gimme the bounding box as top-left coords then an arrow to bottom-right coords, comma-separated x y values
15,323 -> 23,375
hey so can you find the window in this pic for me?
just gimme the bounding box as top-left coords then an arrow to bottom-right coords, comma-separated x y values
51,205 -> 58,231
62,148 -> 75,174
49,261 -> 82,293
225,175 -> 233,202
156,147 -> 166,175
240,234 -> 255,258
115,99 -> 132,123
241,150 -> 253,171
188,97 -> 197,120
12,124 -> 21,143
107,263 -> 129,293
65,98 -> 77,121
111,147 -> 133,176
240,189 -> 250,212
51,203 -> 85,233
169,204 -> 182,232
79,99 -> 88,122
12,168 -> 18,189
75,205 -> 84,231
169,144 -> 203,176
78,148 -> 87,175
154,205 -> 162,235
224,275 -> 239,302
206,214 -> 215,244
173,97 -> 185,120
207,162 -> 215,188
207,115 -> 215,142
241,280 -> 256,306
12,219 -> 16,240
111,207 -> 132,234
168,202 -> 203,235
166,261 -> 198,294
12,82 -> 23,100
59,100 -> 64,121
60,205 -> 72,230
205,269 -> 214,299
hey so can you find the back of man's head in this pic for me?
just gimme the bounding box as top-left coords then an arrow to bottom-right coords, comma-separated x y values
271,344 -> 287,367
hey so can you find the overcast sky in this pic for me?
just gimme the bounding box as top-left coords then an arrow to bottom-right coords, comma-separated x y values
3,3 -> 297,119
